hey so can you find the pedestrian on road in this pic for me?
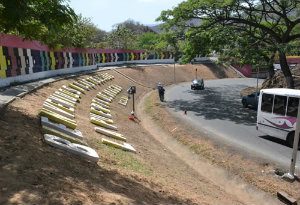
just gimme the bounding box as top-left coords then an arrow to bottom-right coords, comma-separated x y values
157,82 -> 165,102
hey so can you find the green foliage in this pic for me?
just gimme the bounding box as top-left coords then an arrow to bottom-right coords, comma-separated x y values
136,32 -> 161,51
106,25 -> 136,49
0,0 -> 76,42
158,0 -> 300,79
115,19 -> 153,35
43,14 -> 107,48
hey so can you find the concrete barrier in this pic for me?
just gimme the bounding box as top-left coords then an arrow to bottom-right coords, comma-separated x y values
40,109 -> 77,129
101,138 -> 136,153
44,134 -> 99,162
90,107 -> 112,119
41,116 -> 82,139
95,127 -> 126,141
90,117 -> 117,130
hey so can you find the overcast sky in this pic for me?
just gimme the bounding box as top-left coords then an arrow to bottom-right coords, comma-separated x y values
69,0 -> 183,31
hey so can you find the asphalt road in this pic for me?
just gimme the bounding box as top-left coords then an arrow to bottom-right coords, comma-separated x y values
165,78 -> 300,170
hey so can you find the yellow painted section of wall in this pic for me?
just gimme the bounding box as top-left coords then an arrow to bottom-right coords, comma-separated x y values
161,52 -> 165,59
50,52 -> 55,70
102,53 -> 106,63
0,46 -> 7,78
287,56 -> 300,58
85,53 -> 89,65
131,53 -> 134,61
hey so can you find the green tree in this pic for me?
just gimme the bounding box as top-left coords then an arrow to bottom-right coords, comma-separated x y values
115,19 -> 153,35
136,32 -> 170,52
0,0 -> 76,43
159,0 -> 300,88
106,25 -> 136,49
42,14 -> 107,48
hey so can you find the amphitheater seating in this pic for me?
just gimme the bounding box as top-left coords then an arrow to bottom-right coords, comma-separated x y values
39,73 -> 116,162
89,84 -> 136,153
39,72 -> 136,162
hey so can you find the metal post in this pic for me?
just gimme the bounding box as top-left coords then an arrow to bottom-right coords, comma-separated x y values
173,61 -> 176,83
196,68 -> 198,79
256,66 -> 260,101
288,102 -> 300,179
132,92 -> 135,113
256,66 -> 259,94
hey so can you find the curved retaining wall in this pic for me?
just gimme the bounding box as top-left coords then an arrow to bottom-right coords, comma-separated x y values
0,34 -> 174,87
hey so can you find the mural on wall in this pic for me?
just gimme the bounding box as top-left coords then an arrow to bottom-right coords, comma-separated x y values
0,34 -> 172,79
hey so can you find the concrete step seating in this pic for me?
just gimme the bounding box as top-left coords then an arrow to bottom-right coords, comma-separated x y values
39,72 -> 114,162
44,134 -> 99,162
90,113 -> 114,124
90,84 -> 136,153
118,96 -> 129,106
102,138 -> 136,153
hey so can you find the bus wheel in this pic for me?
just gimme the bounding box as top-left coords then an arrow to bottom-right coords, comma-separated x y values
287,132 -> 300,148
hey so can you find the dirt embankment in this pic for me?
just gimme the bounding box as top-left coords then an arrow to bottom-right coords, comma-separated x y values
0,63 -> 282,205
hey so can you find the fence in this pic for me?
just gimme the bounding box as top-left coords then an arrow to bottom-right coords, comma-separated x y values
0,34 -> 173,87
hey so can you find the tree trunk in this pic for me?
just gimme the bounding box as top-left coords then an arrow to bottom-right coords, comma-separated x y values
279,50 -> 294,88
267,53 -> 275,78
268,64 -> 275,78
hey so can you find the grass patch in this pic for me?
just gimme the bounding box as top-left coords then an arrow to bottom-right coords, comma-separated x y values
144,93 -> 154,115
105,145 -> 153,176
89,138 -> 152,176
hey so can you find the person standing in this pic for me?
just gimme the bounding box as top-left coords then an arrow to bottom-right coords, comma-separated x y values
157,82 -> 165,102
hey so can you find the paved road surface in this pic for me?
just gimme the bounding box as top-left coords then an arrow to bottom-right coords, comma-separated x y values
165,78 -> 300,170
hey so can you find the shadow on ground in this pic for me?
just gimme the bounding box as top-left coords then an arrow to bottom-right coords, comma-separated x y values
167,86 -> 257,126
258,135 -> 300,150
0,106 -> 188,205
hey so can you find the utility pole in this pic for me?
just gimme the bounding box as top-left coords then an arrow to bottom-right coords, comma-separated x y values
256,66 -> 260,94
283,102 -> 300,181
173,62 -> 176,83
256,66 -> 260,101
132,91 -> 135,113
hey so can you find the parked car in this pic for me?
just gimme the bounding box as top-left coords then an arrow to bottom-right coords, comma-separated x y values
241,91 -> 260,108
191,79 -> 204,90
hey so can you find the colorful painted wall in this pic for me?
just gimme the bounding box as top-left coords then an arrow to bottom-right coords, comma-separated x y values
0,34 -> 173,86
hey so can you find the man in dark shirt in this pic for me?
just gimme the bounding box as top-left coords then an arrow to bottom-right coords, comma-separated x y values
157,82 -> 165,102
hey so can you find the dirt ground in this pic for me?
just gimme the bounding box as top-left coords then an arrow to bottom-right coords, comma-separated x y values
0,63 -> 294,204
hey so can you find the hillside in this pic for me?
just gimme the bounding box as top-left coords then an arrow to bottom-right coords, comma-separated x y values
0,64 -> 241,205
1,63 -> 298,204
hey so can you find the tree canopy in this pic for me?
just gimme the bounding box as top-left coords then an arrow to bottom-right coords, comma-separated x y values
0,0 -> 76,41
159,0 -> 300,88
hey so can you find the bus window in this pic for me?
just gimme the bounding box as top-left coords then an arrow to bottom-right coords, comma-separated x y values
261,93 -> 274,113
287,97 -> 299,117
273,95 -> 287,116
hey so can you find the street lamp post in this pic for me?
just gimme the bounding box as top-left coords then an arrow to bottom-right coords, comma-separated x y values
127,86 -> 136,115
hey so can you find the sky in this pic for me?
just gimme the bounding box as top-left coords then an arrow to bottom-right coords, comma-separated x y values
68,0 -> 184,32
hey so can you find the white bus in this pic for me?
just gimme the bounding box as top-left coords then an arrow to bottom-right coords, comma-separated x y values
257,88 -> 300,147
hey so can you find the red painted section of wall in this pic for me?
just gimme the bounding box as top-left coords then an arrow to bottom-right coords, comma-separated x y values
286,57 -> 300,64
0,34 -> 49,50
233,64 -> 253,77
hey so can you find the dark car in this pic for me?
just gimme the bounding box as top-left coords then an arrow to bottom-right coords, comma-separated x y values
191,79 -> 204,90
241,91 -> 260,108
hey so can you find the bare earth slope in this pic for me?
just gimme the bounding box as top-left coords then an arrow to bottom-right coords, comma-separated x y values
0,64 -> 289,205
